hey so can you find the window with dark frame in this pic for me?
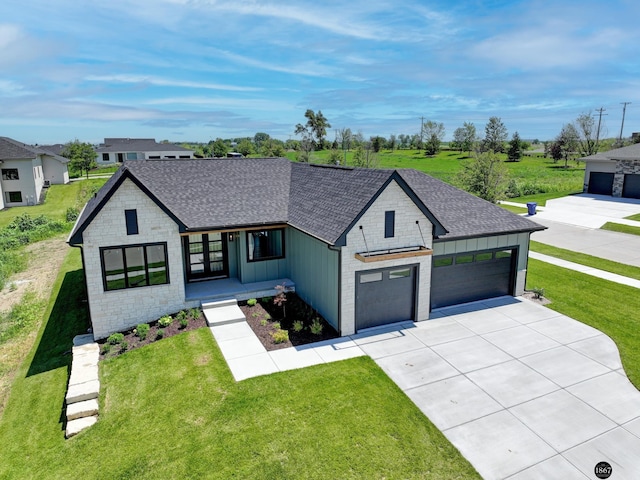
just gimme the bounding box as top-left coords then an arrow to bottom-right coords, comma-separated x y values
247,229 -> 285,261
2,168 -> 19,180
101,243 -> 169,291
7,191 -> 22,203
384,211 -> 395,238
125,209 -> 139,235
102,153 -> 109,162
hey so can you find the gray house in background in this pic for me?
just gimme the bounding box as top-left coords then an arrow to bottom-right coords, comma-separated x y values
95,138 -> 195,164
68,157 -> 544,340
0,136 -> 69,209
582,143 -> 640,199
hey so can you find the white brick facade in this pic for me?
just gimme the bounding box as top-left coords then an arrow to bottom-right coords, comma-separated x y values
82,179 -> 186,339
340,181 -> 434,335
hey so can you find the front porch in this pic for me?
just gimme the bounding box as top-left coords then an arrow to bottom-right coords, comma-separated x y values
185,277 -> 295,304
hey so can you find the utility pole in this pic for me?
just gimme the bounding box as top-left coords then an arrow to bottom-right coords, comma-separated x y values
619,102 -> 631,143
594,107 -> 607,150
419,116 -> 424,149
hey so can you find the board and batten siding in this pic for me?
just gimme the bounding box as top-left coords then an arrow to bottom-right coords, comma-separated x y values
237,230 -> 288,283
286,227 -> 339,331
81,178 -> 186,339
340,180 -> 434,335
432,232 -> 531,295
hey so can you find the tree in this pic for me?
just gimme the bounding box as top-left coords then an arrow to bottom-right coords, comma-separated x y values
422,121 -> 445,156
482,117 -> 508,153
388,134 -> 397,151
574,112 -> 600,156
553,123 -> 580,168
61,140 -> 97,179
294,109 -> 331,150
253,132 -> 270,150
236,138 -> 253,157
458,152 -> 510,203
212,138 -> 228,158
370,136 -> 386,153
507,131 -> 524,162
336,127 -> 353,151
327,149 -> 343,165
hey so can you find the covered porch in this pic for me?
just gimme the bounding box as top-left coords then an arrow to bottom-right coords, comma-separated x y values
185,277 -> 295,304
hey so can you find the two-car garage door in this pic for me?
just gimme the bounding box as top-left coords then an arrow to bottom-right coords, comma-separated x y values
588,172 -> 640,199
430,248 -> 516,309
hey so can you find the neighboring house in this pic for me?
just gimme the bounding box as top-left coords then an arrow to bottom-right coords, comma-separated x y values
68,158 -> 544,340
95,138 -> 195,164
0,136 -> 70,208
582,143 -> 640,199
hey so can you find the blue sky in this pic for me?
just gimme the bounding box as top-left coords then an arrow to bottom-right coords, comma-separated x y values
1,0 -> 639,145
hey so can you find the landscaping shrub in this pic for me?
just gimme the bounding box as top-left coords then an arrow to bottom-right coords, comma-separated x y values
271,329 -> 289,344
135,323 -> 150,340
101,343 -> 111,355
188,308 -> 200,320
531,287 -> 545,299
292,320 -> 304,332
310,318 -> 323,335
179,316 -> 189,329
107,332 -> 124,345
119,341 -> 128,352
65,207 -> 79,222
247,298 -> 257,307
158,315 -> 173,327
260,319 -> 268,327
156,329 -> 165,340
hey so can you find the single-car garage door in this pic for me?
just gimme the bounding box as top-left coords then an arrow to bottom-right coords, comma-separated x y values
431,248 -> 516,309
588,172 -> 615,195
355,265 -> 417,331
622,174 -> 640,199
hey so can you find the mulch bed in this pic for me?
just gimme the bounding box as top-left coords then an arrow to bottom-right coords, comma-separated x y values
240,293 -> 338,351
98,309 -> 207,360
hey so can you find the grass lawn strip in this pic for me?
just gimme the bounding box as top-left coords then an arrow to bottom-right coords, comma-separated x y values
625,213 -> 640,221
0,248 -> 480,479
530,241 -> 640,281
527,259 -> 640,389
499,204 -> 528,214
601,222 -> 640,237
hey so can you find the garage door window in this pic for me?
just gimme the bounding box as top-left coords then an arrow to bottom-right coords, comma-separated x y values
434,257 -> 453,267
389,268 -> 411,279
360,272 -> 383,283
456,254 -> 474,264
496,250 -> 512,259
475,252 -> 493,262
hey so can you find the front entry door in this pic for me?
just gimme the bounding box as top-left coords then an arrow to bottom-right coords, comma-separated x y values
184,233 -> 229,281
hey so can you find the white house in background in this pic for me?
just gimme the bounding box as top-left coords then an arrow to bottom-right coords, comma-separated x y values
0,137 -> 70,209
95,138 -> 195,164
582,143 -> 640,199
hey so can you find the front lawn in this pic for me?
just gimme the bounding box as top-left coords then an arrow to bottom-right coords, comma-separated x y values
625,213 -> 640,221
527,259 -> 640,388
601,222 -> 640,237
0,248 -> 479,479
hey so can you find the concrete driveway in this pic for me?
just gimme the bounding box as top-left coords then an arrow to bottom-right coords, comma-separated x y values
352,297 -> 640,479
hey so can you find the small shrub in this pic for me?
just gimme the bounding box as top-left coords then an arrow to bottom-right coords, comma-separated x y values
271,329 -> 289,344
310,318 -> 323,335
247,298 -> 257,307
158,315 -> 173,327
66,206 -> 79,222
261,296 -> 273,304
176,310 -> 188,322
189,308 -> 200,320
179,316 -> 189,329
264,313 -> 271,321
156,328 -> 165,340
292,320 -> 304,332
107,332 -> 124,345
272,322 -> 280,330
120,341 -> 128,352
135,323 -> 150,340
531,287 -> 545,299
260,319 -> 268,327
251,312 -> 260,318
101,343 -> 111,354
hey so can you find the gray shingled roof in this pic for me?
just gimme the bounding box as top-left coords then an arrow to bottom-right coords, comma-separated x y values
0,136 -> 47,159
96,138 -> 193,153
69,157 -> 544,245
581,143 -> 640,161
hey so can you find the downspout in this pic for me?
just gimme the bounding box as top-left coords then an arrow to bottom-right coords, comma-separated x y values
328,244 -> 342,336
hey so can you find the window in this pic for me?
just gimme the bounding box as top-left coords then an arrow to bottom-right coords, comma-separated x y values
475,252 -> 493,262
126,152 -> 138,160
179,155 -> 190,159
6,191 -> 22,203
102,153 -> 109,162
148,156 -> 161,159
101,243 -> 168,291
125,209 -> 138,235
2,169 -> 19,180
434,256 -> 453,267
360,272 -> 383,283
247,229 -> 284,261
456,254 -> 474,264
389,268 -> 411,279
496,250 -> 512,259
384,211 -> 395,238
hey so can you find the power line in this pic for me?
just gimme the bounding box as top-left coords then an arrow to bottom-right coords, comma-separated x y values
619,102 -> 631,141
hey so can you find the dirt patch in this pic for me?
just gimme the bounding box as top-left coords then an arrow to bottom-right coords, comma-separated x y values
98,310 -> 207,360
521,291 -> 551,305
240,294 -> 338,351
0,236 -> 69,314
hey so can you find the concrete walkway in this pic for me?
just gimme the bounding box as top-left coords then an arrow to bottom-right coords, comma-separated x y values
529,251 -> 640,289
209,297 -> 640,479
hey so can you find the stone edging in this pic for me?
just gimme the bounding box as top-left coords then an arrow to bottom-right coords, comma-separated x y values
65,334 -> 100,438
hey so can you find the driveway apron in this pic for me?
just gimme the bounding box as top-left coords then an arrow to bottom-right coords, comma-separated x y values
353,297 -> 640,479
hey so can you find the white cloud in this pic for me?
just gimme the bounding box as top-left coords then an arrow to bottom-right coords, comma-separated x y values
84,74 -> 262,92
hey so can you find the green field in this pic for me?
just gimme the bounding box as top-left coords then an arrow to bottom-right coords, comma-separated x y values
288,149 -> 584,205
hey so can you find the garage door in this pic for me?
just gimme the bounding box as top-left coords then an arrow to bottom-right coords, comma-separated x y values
622,174 -> 640,199
431,249 -> 515,309
355,265 -> 417,331
588,172 -> 614,195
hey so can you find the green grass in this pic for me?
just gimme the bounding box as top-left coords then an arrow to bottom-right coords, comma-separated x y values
0,249 -> 479,479
530,241 -> 640,281
601,222 -> 640,236
0,179 -> 108,228
625,213 -> 640,221
288,149 -> 583,203
499,204 -> 528,214
527,259 -> 640,388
